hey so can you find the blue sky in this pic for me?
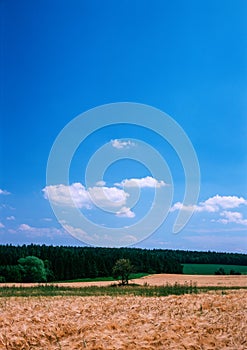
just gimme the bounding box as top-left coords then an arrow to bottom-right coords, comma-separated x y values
1,0 -> 247,252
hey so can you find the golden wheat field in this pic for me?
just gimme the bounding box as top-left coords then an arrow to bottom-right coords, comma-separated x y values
137,273 -> 247,287
0,290 -> 247,350
1,273 -> 247,288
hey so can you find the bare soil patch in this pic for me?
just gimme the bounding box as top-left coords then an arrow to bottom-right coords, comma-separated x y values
0,290 -> 246,349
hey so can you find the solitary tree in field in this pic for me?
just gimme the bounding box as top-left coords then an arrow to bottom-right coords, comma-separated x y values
112,258 -> 133,285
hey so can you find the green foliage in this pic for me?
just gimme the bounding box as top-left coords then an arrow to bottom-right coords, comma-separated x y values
0,265 -> 22,282
214,267 -> 241,275
214,267 -> 242,276
214,267 -> 226,275
183,264 -> 246,275
0,244 -> 246,282
112,259 -> 133,285
44,260 -> 55,282
0,282 -> 199,298
0,244 -> 184,281
229,269 -> 241,275
18,256 -> 47,282
1,284 -> 247,298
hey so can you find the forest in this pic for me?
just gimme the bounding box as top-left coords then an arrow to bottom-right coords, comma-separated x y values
0,244 -> 246,282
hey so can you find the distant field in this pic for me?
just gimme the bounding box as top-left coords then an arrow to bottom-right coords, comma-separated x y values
183,263 -> 247,275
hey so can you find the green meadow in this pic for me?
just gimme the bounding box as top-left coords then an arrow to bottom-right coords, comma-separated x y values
183,264 -> 247,275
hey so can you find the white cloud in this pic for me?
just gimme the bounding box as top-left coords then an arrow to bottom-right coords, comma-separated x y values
6,216 -> 15,221
95,180 -> 106,187
0,222 -> 5,229
19,224 -> 33,231
169,202 -> 194,212
89,186 -> 128,208
116,176 -> 167,188
116,206 -> 135,218
170,194 -> 247,227
198,195 -> 247,212
0,204 -> 15,210
43,183 -> 92,209
62,223 -> 98,243
111,139 -> 135,149
170,195 -> 247,213
42,178 -> 166,220
0,189 -> 10,195
119,235 -> 138,244
18,223 -> 66,238
217,211 -> 247,226
43,183 -> 129,210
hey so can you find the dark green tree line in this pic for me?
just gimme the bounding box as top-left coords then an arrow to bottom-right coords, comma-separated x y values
0,256 -> 48,282
0,244 -> 246,282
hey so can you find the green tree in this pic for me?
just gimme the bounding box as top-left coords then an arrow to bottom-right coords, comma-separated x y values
44,260 -> 55,282
229,269 -> 241,275
0,265 -> 22,282
214,267 -> 226,275
18,256 -> 47,282
112,258 -> 133,285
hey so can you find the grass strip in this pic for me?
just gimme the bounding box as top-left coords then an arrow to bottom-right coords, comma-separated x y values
1,282 -> 246,298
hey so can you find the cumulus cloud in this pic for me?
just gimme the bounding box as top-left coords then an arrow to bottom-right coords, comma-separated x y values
0,222 -> 5,229
170,195 -> 247,213
6,216 -> 15,221
111,139 -> 135,149
169,202 -> 194,212
43,183 -> 92,209
95,180 -> 106,187
88,186 -> 128,208
217,211 -> 247,226
116,206 -> 135,218
19,224 -> 33,231
116,176 -> 167,188
43,183 -> 129,210
43,178 -> 168,220
0,189 -> 10,195
170,194 -> 247,226
18,224 -> 65,238
198,195 -> 247,212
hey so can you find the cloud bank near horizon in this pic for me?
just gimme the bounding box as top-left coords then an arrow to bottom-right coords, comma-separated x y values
171,194 -> 247,226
